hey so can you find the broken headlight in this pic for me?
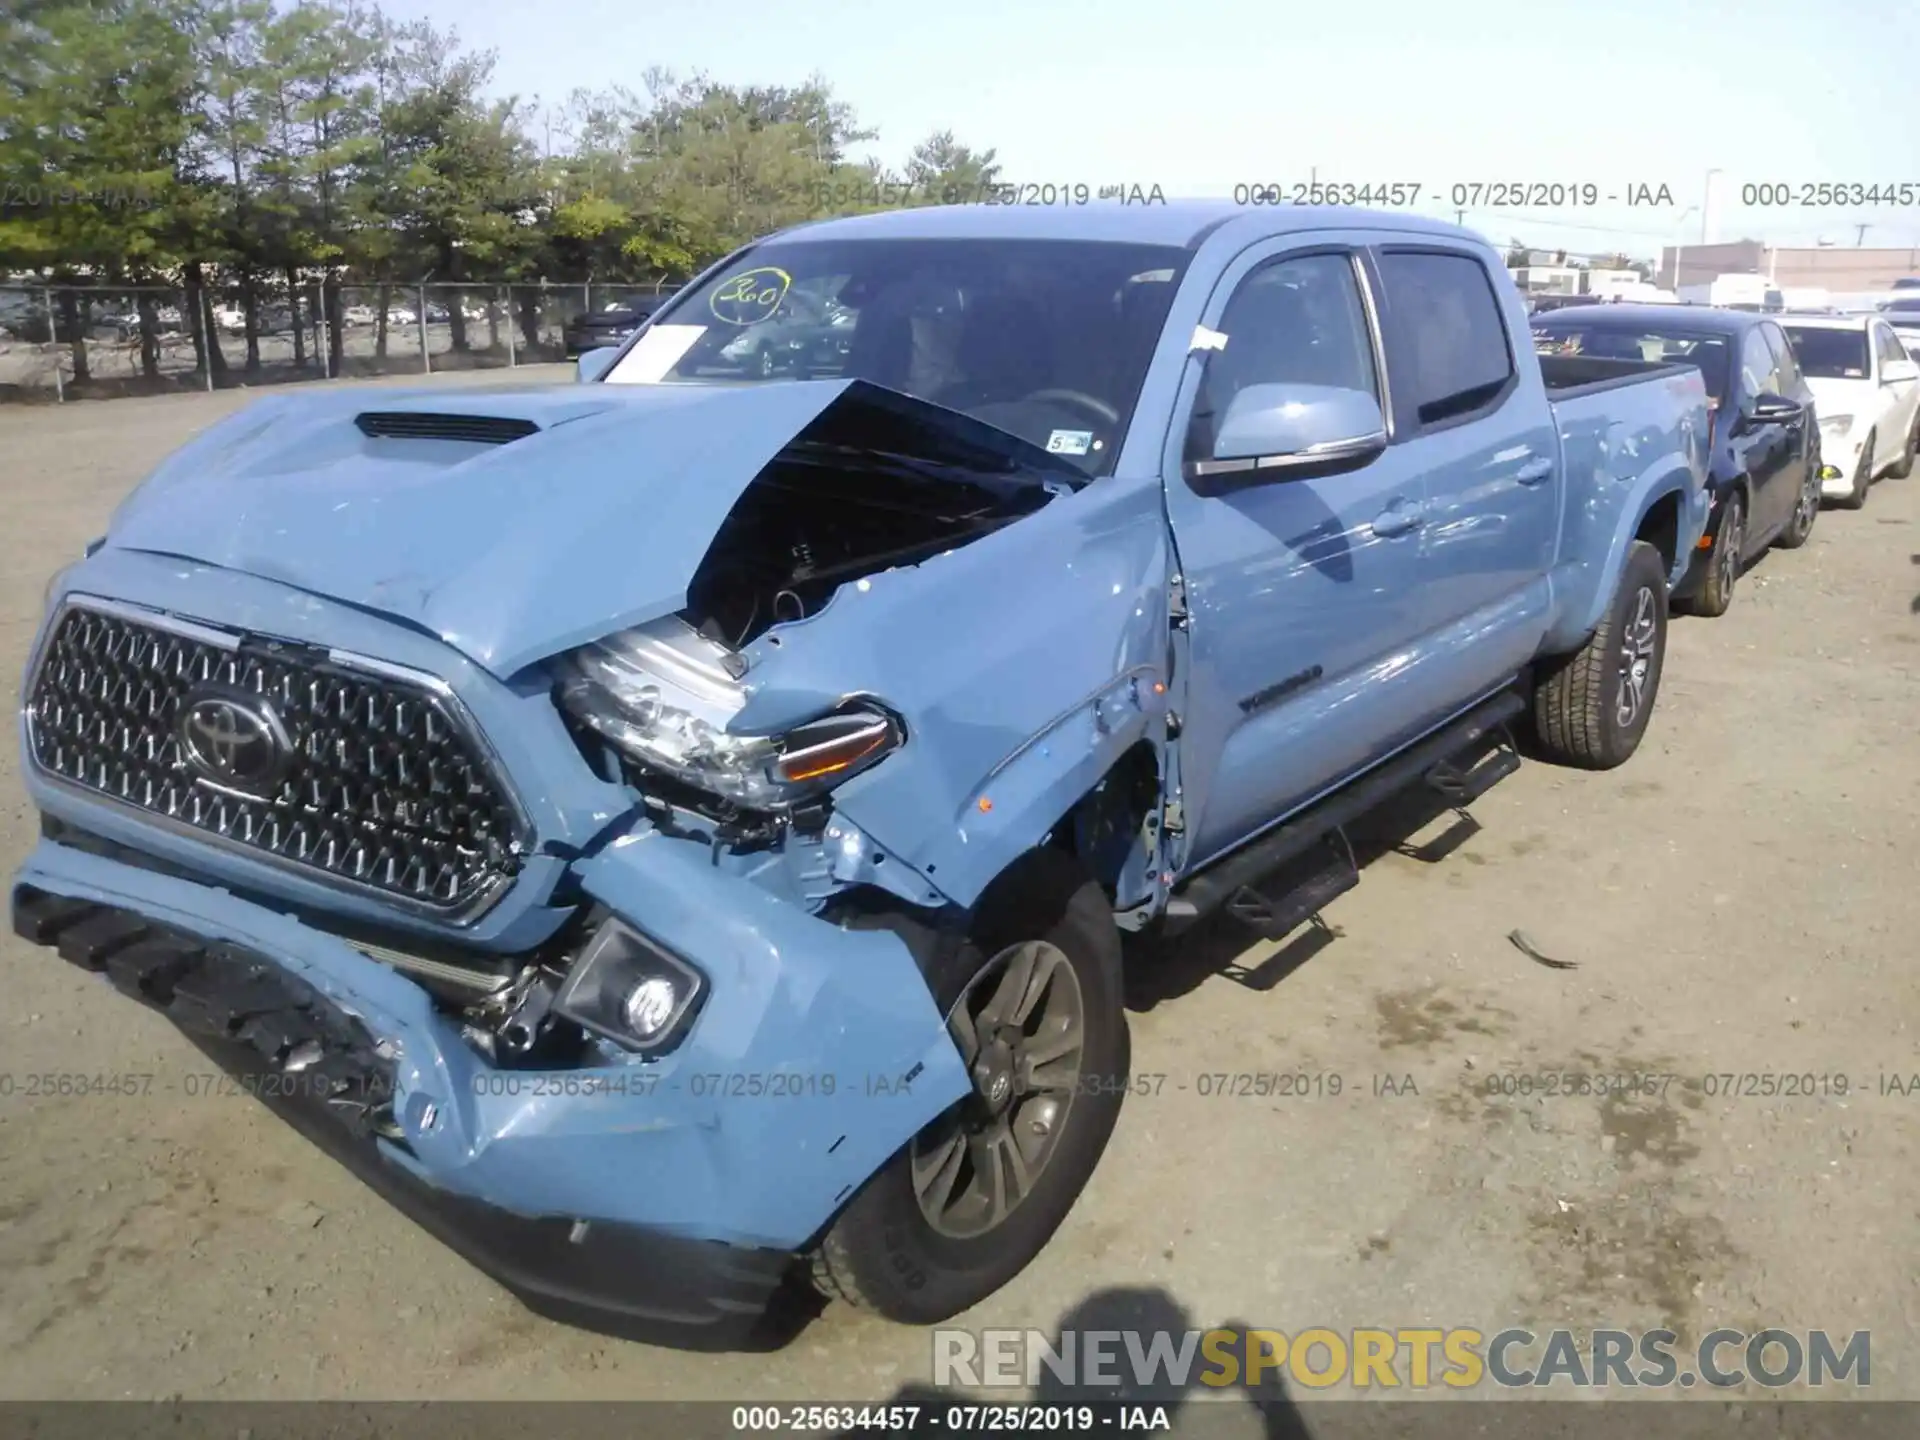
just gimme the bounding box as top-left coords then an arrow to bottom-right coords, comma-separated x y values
555,615 -> 901,809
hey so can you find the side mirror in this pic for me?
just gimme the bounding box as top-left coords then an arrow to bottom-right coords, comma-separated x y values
1188,383 -> 1387,491
576,346 -> 621,383
1749,392 -> 1801,422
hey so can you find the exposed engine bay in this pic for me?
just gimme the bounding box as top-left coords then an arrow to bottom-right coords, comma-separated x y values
683,439 -> 1065,648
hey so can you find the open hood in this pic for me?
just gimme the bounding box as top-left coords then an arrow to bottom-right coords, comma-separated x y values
102,379 -> 1077,678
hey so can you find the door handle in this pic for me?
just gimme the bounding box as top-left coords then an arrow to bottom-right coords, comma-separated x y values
1516,457 -> 1553,485
1370,499 -> 1423,537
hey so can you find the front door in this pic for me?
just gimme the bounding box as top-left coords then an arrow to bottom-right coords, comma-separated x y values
1733,326 -> 1797,536
1159,239 -> 1433,868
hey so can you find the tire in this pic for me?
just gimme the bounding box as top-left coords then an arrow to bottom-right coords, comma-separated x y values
1888,417 -> 1916,480
1680,491 -> 1743,617
811,851 -> 1129,1324
1531,539 -> 1669,771
1838,432 -> 1873,510
1775,452 -> 1821,550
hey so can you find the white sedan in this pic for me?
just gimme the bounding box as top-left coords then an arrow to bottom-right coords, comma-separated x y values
1780,314 -> 1920,508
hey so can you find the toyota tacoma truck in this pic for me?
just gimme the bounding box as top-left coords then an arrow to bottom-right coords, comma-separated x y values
11,204 -> 1708,1342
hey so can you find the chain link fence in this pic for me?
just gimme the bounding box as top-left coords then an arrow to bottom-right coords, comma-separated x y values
0,279 -> 680,403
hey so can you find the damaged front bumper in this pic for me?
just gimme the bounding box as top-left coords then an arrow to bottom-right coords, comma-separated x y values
9,824 -> 970,1341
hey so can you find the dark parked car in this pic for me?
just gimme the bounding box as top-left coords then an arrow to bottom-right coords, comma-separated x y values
563,295 -> 670,357
1526,292 -> 1613,316
715,291 -> 855,376
1530,304 -> 1820,617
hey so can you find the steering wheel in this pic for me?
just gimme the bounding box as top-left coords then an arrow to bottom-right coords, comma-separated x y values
1021,389 -> 1121,428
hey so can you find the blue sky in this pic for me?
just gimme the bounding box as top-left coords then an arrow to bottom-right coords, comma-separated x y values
400,0 -> 1920,261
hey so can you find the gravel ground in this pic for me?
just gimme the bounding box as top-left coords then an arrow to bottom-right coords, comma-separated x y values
0,373 -> 1916,1406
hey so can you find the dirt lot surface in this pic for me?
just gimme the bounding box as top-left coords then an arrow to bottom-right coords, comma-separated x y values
1,375 -> 1916,1406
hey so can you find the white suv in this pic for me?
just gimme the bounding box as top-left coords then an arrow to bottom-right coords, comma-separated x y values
1779,314 -> 1920,508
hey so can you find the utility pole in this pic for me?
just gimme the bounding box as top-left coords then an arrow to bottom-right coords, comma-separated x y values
1855,223 -> 1869,248
1455,208 -> 1465,226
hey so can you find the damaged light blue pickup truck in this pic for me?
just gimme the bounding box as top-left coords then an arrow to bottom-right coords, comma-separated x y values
12,204 -> 1709,1342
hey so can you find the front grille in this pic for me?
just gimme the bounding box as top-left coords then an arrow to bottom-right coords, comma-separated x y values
25,602 -> 525,918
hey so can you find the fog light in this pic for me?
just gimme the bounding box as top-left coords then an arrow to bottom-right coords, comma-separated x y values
1819,464 -> 1842,480
623,976 -> 679,1041
551,919 -> 705,1053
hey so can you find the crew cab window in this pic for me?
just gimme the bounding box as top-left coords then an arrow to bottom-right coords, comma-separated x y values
1375,251 -> 1515,427
1876,324 -> 1909,367
1185,251 -> 1379,460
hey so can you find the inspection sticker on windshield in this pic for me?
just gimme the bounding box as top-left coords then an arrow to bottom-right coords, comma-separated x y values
604,324 -> 706,384
1190,324 -> 1229,352
1046,429 -> 1095,456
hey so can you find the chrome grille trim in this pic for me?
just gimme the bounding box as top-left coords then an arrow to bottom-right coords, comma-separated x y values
22,595 -> 533,926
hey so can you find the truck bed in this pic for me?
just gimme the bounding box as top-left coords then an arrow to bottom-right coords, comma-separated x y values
1537,352 -> 1702,399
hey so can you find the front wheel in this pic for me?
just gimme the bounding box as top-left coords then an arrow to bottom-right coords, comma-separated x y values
1531,539 -> 1669,771
810,853 -> 1129,1324
1888,416 -> 1916,480
1682,492 -> 1744,616
1838,432 -> 1873,510
1775,454 -> 1821,549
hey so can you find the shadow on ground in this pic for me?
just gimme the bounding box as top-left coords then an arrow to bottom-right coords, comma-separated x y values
843,1285 -> 1310,1438
1123,728 -> 1511,1013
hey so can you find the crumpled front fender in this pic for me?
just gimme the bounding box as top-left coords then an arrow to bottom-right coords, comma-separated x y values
732,470 -> 1175,909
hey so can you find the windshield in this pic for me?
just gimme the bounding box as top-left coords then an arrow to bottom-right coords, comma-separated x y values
1531,323 -> 1732,401
604,238 -> 1192,477
1782,326 -> 1870,379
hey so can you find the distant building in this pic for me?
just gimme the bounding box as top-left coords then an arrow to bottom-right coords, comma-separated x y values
1509,265 -> 1582,296
1659,241 -> 1920,296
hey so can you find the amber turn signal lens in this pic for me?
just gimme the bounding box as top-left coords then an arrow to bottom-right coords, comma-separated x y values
775,714 -> 896,784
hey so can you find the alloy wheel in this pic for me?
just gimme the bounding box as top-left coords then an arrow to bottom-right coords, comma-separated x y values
1716,506 -> 1744,600
910,940 -> 1086,1239
1615,585 -> 1659,730
1793,465 -> 1820,535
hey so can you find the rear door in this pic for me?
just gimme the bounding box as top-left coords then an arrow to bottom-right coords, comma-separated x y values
1369,246 -> 1558,690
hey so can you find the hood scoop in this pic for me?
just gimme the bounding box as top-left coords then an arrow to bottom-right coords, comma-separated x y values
355,411 -> 541,445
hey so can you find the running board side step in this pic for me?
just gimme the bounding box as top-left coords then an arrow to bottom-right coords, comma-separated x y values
1220,835 -> 1360,942
1161,688 -> 1526,936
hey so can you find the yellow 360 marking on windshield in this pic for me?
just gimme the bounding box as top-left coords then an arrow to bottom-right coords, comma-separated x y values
710,267 -> 791,326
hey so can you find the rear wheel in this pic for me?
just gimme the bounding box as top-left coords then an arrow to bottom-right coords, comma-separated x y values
1776,458 -> 1821,549
1531,539 -> 1669,771
811,853 -> 1129,1324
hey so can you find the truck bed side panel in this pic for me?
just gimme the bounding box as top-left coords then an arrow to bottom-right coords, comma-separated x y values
1541,370 -> 1710,655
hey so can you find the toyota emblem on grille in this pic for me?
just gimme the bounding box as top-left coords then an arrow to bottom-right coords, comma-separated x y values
178,688 -> 291,797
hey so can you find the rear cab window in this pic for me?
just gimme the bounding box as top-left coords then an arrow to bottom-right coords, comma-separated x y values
1373,250 -> 1516,432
